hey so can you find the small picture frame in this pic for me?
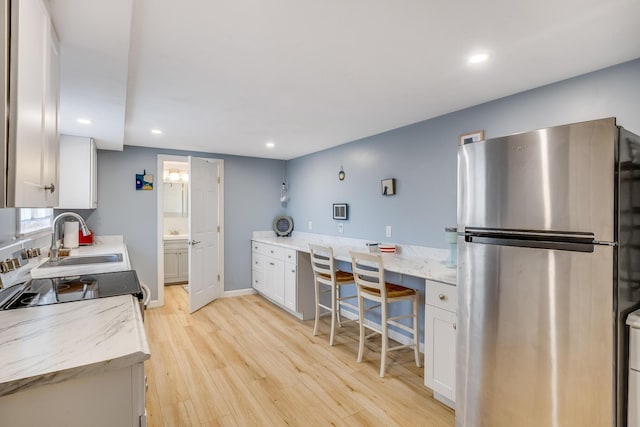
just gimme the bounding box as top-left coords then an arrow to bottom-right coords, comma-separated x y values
333,203 -> 348,220
459,130 -> 485,146
381,178 -> 396,196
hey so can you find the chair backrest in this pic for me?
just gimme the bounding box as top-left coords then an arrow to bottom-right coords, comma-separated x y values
350,251 -> 385,292
309,244 -> 336,283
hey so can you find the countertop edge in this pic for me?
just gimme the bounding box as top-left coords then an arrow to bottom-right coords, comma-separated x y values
0,351 -> 150,397
251,236 -> 457,286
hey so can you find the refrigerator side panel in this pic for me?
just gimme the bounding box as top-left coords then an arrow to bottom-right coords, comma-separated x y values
457,118 -> 616,242
456,239 -> 614,427
617,126 -> 640,426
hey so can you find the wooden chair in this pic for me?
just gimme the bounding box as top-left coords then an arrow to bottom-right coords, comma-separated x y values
309,244 -> 358,346
350,251 -> 421,377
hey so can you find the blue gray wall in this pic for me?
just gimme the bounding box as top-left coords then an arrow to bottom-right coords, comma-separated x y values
286,59 -> 640,248
86,146 -> 285,299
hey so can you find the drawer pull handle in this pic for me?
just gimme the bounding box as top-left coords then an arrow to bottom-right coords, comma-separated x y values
291,270 -> 295,273
269,262 -> 275,266
453,323 -> 457,330
438,294 -> 447,301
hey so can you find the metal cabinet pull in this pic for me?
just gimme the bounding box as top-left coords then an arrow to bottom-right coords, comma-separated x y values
453,323 -> 457,330
438,294 -> 447,301
189,240 -> 201,246
269,262 -> 275,266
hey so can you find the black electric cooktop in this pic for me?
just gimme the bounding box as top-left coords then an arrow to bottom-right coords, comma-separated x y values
0,270 -> 142,310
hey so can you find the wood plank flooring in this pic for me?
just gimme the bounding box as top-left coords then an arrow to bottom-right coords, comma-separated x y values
145,285 -> 455,426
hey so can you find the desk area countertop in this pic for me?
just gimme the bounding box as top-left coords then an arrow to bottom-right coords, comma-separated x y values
0,294 -> 150,397
252,231 -> 456,286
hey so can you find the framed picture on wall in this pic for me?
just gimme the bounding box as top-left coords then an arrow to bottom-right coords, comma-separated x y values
459,130 -> 485,145
381,178 -> 396,196
333,203 -> 348,220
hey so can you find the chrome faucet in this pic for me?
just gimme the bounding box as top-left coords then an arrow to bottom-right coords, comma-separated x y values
49,212 -> 91,262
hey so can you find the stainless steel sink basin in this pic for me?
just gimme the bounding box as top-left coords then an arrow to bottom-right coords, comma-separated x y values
42,253 -> 123,268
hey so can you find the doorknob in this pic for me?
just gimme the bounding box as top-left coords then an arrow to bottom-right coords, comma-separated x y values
44,183 -> 56,193
189,240 -> 201,246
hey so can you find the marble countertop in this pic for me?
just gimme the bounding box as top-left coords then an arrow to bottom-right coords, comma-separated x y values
0,295 -> 150,397
30,236 -> 131,279
252,232 -> 456,285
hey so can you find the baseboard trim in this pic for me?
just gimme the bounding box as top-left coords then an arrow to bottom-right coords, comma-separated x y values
220,288 -> 257,298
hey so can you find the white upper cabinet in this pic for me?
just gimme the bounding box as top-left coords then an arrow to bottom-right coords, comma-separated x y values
7,0 -> 60,207
57,136 -> 97,209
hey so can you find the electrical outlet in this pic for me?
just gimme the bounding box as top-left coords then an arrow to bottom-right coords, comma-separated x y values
385,225 -> 392,238
308,221 -> 313,230
338,223 -> 344,233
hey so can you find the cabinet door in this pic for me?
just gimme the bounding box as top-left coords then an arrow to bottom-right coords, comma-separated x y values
42,21 -> 59,207
164,251 -> 179,283
284,262 -> 296,311
58,136 -> 95,209
252,267 -> 264,293
425,304 -> 456,402
177,250 -> 189,282
9,0 -> 52,207
270,258 -> 285,305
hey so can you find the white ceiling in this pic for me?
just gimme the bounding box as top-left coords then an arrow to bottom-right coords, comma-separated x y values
49,0 -> 640,159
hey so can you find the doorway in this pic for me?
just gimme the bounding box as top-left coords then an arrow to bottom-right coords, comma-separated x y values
155,154 -> 224,311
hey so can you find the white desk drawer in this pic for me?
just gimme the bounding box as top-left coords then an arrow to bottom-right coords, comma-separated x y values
426,280 -> 457,312
284,248 -> 297,264
252,241 -> 285,259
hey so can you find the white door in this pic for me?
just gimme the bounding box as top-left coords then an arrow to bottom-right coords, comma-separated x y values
188,157 -> 222,313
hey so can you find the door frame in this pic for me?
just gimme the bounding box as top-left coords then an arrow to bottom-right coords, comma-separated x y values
153,154 -> 225,308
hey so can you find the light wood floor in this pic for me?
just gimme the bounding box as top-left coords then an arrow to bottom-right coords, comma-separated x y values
145,285 -> 455,426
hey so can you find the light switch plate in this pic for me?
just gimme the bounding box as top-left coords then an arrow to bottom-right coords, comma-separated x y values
308,221 -> 313,230
385,225 -> 392,238
338,223 -> 344,233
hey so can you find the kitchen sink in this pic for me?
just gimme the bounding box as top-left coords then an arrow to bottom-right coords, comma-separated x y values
41,253 -> 123,268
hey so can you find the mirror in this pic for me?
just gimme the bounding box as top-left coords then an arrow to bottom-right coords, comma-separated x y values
163,182 -> 188,217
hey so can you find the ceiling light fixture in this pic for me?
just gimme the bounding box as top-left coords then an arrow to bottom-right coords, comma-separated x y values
468,53 -> 489,64
266,142 -> 275,148
151,129 -> 163,135
77,118 -> 91,125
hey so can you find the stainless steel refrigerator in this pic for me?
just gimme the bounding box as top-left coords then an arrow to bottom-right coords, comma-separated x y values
457,118 -> 640,427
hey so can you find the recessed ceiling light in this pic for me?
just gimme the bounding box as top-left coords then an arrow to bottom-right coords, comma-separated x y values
468,53 -> 489,64
151,129 -> 163,135
266,142 -> 275,148
77,118 -> 91,125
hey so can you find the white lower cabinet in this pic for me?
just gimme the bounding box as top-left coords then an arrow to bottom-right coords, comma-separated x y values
164,239 -> 188,284
251,241 -> 314,319
425,279 -> 457,408
0,362 -> 146,426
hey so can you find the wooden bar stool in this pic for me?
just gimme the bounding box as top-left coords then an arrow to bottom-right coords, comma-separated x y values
309,244 -> 358,346
350,251 -> 421,377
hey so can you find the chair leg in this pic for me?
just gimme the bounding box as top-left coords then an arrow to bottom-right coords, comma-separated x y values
329,283 -> 337,346
357,292 -> 366,363
313,280 -> 320,337
380,301 -> 388,377
336,285 -> 343,328
413,295 -> 421,367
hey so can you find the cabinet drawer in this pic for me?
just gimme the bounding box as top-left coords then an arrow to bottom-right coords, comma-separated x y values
426,280 -> 457,312
284,249 -> 297,264
252,241 -> 285,259
252,252 -> 265,271
164,240 -> 188,251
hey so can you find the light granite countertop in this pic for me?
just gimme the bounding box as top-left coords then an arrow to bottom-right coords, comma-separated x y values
30,236 -> 131,279
0,295 -> 150,397
252,231 -> 457,285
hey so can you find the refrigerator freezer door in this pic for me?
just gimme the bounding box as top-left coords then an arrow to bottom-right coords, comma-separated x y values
456,237 -> 614,427
457,118 -> 617,242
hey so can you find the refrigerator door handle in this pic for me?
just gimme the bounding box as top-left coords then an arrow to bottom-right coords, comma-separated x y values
465,234 -> 595,252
